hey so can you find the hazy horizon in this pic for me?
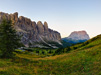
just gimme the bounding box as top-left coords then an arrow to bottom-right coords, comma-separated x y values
0,0 -> 101,38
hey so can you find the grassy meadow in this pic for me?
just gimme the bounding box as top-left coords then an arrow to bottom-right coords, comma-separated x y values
0,35 -> 101,75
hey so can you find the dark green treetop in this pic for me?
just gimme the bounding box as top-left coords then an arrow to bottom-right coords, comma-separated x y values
0,19 -> 22,58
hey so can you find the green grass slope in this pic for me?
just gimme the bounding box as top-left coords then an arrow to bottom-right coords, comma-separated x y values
0,35 -> 101,75
55,34 -> 101,54
70,34 -> 101,50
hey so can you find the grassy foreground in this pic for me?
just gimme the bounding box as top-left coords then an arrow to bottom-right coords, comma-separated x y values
0,35 -> 101,75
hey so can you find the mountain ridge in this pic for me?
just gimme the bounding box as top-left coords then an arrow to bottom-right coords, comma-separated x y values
0,12 -> 62,48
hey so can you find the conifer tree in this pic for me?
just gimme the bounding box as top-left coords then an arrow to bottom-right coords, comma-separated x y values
0,19 -> 22,58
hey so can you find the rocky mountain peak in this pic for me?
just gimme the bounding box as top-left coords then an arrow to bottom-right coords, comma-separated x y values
44,21 -> 48,32
68,30 -> 90,40
37,21 -> 43,25
0,12 -> 61,48
44,21 -> 48,27
37,21 -> 44,34
62,30 -> 90,45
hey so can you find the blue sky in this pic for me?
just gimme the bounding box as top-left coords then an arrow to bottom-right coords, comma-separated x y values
0,0 -> 101,38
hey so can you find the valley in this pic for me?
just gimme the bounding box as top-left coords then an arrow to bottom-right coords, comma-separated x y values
0,34 -> 101,75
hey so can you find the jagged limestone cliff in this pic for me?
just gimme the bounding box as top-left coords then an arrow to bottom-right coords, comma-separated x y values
0,12 -> 61,48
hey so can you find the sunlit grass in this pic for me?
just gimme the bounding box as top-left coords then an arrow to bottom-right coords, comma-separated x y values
0,35 -> 101,75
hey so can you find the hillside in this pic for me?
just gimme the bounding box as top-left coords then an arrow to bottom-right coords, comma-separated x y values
57,34 -> 101,54
0,35 -> 101,75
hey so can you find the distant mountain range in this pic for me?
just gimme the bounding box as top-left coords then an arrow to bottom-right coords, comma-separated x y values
0,12 -> 62,48
62,31 -> 90,46
0,12 -> 91,48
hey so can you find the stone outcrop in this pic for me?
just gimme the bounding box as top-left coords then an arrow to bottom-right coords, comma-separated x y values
37,21 -> 44,34
44,21 -> 48,32
0,12 -> 61,47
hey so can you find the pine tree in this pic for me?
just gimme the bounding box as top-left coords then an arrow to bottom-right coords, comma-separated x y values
0,19 -> 22,58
